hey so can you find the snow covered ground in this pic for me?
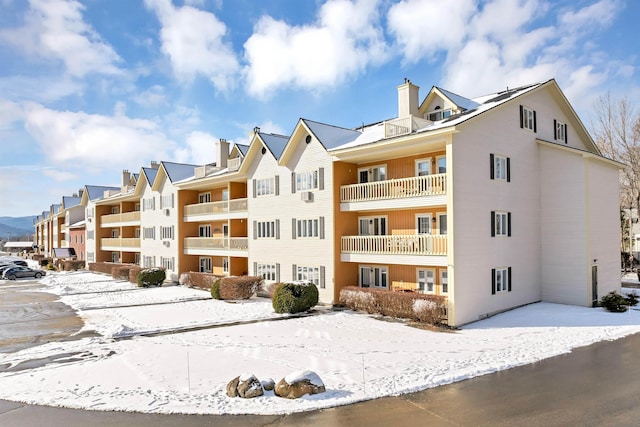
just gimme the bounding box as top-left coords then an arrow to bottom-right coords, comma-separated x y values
0,270 -> 639,415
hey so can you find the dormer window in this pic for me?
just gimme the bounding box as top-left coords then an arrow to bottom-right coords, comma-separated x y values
427,106 -> 452,121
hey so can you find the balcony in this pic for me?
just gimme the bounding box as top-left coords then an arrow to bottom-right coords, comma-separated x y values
184,198 -> 248,222
100,211 -> 141,227
184,237 -> 249,256
228,157 -> 242,171
341,234 -> 447,266
100,238 -> 141,251
384,115 -> 432,138
340,174 -> 446,211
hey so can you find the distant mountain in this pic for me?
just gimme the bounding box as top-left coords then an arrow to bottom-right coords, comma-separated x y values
0,216 -> 36,239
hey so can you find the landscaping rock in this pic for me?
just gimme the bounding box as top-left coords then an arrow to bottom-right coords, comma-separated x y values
227,374 -> 264,398
274,370 -> 325,399
261,378 -> 275,391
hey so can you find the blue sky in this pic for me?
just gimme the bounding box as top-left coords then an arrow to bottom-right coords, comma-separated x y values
0,0 -> 638,218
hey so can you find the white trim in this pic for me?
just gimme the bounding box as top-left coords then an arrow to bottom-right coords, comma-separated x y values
417,268 -> 436,294
415,213 -> 432,234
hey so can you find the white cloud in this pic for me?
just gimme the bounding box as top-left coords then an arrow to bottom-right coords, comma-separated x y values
144,0 -> 240,92
0,0 -> 122,77
387,0 -> 476,60
243,0 -> 388,98
560,0 -> 619,30
42,168 -> 77,182
133,85 -> 168,107
22,103 -> 177,173
173,131 -> 216,165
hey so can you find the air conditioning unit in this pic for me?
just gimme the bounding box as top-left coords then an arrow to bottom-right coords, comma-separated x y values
301,191 -> 313,202
163,241 -> 170,247
164,209 -> 170,216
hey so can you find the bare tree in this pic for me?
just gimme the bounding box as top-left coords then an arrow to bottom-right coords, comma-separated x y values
590,93 -> 640,269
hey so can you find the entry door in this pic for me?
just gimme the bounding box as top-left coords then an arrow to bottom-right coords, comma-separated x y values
359,217 -> 386,236
591,265 -> 598,307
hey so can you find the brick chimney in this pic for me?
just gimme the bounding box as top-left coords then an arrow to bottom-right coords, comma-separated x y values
397,78 -> 420,118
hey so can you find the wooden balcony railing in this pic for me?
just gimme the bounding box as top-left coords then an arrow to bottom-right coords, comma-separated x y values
100,238 -> 141,249
340,174 -> 446,203
341,234 -> 447,256
184,237 -> 248,251
184,198 -> 248,217
101,211 -> 141,225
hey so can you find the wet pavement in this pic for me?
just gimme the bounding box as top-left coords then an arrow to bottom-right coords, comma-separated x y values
0,281 -> 95,354
1,279 -> 640,426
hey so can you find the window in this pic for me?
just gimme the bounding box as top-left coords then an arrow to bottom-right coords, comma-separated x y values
359,266 -> 388,288
296,171 -> 318,191
296,266 -> 320,286
416,158 -> 431,176
492,267 -> 512,294
438,213 -> 447,235
199,192 -> 211,203
296,219 -> 319,238
222,189 -> 229,201
143,197 -> 155,211
87,207 -> 94,219
87,230 -> 94,239
161,257 -> 174,271
111,229 -> 118,238
134,253 -> 140,265
436,156 -> 446,174
161,194 -> 174,209
256,221 -> 276,238
256,177 -> 275,196
441,269 -> 448,294
256,263 -> 277,281
490,154 -> 510,181
160,226 -> 174,240
134,203 -> 140,211
554,120 -> 567,143
111,252 -> 119,263
427,107 -> 452,121
417,269 -> 435,293
143,256 -> 156,268
416,215 -> 432,234
87,252 -> 94,262
492,211 -> 511,237
222,257 -> 229,273
143,227 -> 155,239
134,228 -> 140,238
199,225 -> 211,237
199,257 -> 212,273
111,207 -> 119,214
359,216 -> 387,236
358,165 -> 386,183
520,105 -> 536,131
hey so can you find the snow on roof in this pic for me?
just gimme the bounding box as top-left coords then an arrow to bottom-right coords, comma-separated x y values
85,185 -> 119,201
3,242 -> 34,248
259,132 -> 289,159
435,87 -> 481,111
68,220 -> 85,228
161,162 -> 198,183
330,81 -> 546,151
302,118 -> 362,150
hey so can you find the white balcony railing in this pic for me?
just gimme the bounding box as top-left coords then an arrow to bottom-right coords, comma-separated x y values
341,234 -> 447,256
184,237 -> 248,251
184,198 -> 248,217
384,115 -> 432,138
228,157 -> 242,171
100,238 -> 141,249
101,211 -> 141,225
340,174 -> 446,203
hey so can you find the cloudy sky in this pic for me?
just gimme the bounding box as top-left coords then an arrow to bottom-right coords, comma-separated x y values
0,0 -> 638,218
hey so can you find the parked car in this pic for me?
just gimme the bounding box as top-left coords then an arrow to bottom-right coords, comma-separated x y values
0,263 -> 19,276
2,266 -> 46,280
0,256 -> 28,267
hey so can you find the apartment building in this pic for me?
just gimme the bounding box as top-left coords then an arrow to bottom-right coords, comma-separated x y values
61,195 -> 84,259
36,78 -> 620,326
175,141 -> 249,278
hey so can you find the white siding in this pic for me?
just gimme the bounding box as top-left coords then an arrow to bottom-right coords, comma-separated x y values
248,136 -> 335,303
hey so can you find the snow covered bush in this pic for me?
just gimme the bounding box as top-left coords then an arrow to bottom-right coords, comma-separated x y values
625,291 -> 639,307
61,260 -> 85,271
136,268 -> 166,288
600,291 -> 628,312
218,276 -> 263,300
128,266 -> 143,284
339,286 -> 446,325
272,282 -> 319,314
180,271 -> 219,290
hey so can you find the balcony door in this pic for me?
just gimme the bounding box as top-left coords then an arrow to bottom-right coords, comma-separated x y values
359,266 -> 388,289
359,216 -> 386,236
358,165 -> 386,183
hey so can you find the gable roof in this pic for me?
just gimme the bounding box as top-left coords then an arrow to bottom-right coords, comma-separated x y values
234,143 -> 249,157
161,161 -> 198,183
434,87 -> 480,111
302,119 -> 362,150
141,167 -> 158,186
259,132 -> 289,160
61,196 -> 81,209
